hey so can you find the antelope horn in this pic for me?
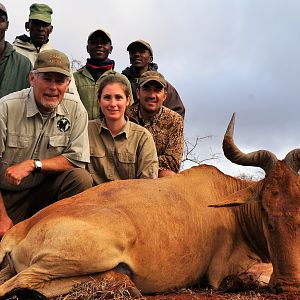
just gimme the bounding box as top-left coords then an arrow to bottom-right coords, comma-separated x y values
284,149 -> 300,173
223,113 -> 278,174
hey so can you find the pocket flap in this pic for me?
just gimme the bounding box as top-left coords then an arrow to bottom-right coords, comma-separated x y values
90,147 -> 105,158
118,152 -> 136,163
7,135 -> 29,148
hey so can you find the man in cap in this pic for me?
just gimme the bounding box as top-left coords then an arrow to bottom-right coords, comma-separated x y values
0,49 -> 93,237
13,3 -> 78,95
73,29 -> 115,120
0,3 -> 32,98
122,40 -> 185,119
13,3 -> 53,65
126,71 -> 184,177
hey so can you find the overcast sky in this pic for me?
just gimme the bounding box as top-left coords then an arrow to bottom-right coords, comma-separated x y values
4,0 -> 300,177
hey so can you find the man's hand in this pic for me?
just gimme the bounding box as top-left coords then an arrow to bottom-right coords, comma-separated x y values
0,213 -> 13,238
4,160 -> 34,186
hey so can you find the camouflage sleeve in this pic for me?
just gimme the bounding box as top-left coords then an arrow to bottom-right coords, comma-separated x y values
158,114 -> 184,173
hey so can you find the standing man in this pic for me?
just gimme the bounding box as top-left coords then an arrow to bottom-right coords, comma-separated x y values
0,3 -> 32,98
126,71 -> 184,177
122,40 -> 185,119
13,3 -> 78,95
73,29 -> 115,120
13,3 -> 53,65
0,49 -> 92,237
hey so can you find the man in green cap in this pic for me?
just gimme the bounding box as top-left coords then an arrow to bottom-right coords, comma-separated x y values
13,3 -> 78,95
0,2 -> 32,98
0,49 -> 93,238
13,3 -> 53,65
122,39 -> 185,119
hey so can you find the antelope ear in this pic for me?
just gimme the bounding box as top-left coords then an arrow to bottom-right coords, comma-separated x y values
209,185 -> 259,208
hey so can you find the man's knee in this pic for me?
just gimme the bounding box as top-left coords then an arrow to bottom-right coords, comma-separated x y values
58,168 -> 93,199
68,168 -> 93,189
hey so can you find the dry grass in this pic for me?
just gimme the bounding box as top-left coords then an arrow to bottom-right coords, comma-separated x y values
50,278 -> 145,300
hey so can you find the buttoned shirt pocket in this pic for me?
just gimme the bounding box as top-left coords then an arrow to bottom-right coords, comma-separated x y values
87,147 -> 107,185
48,135 -> 69,156
89,147 -> 105,174
4,135 -> 30,164
117,152 -> 137,179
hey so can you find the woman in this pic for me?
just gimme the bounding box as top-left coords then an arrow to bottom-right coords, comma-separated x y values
87,72 -> 159,185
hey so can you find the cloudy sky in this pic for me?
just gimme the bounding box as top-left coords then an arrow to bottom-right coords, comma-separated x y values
4,0 -> 300,177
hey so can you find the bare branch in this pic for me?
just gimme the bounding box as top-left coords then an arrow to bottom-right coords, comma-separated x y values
70,58 -> 85,72
181,135 -> 221,170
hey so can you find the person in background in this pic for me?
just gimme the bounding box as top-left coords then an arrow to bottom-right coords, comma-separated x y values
87,72 -> 158,185
13,3 -> 53,65
73,29 -> 115,120
0,49 -> 92,237
13,3 -> 78,95
0,3 -> 32,98
126,71 -> 184,177
122,39 -> 185,119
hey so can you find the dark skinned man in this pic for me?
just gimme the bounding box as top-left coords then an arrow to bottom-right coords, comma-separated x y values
122,40 -> 185,119
13,3 -> 78,95
0,3 -> 32,98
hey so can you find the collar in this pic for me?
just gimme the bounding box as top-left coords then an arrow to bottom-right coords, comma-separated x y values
96,117 -> 130,139
0,42 -> 14,59
26,88 -> 69,118
137,104 -> 163,126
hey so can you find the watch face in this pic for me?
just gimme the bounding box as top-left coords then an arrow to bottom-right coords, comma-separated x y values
34,160 -> 42,170
36,160 -> 42,168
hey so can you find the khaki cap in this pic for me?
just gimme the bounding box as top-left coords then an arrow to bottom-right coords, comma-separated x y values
0,3 -> 7,18
127,40 -> 153,57
33,49 -> 71,77
139,71 -> 166,89
88,29 -> 112,44
29,3 -> 52,23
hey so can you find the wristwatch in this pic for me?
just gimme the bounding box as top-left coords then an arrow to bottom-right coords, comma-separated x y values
33,159 -> 42,173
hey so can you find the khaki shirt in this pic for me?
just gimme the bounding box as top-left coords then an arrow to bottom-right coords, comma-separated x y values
0,88 -> 90,191
127,103 -> 184,173
87,118 -> 158,185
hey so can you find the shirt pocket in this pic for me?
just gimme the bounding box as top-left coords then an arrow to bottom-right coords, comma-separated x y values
4,135 -> 30,164
88,147 -> 106,175
117,152 -> 137,179
48,135 -> 69,155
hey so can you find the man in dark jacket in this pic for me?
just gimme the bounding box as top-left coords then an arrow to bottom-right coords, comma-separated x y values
122,40 -> 185,119
0,3 -> 32,98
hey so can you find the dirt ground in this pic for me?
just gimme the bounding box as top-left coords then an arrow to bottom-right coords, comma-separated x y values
147,288 -> 300,300
50,280 -> 300,300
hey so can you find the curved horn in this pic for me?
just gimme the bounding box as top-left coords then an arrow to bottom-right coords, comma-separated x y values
284,149 -> 300,173
223,113 -> 278,174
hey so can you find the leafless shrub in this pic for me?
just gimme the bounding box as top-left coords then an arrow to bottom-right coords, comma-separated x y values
181,135 -> 221,170
71,58 -> 84,72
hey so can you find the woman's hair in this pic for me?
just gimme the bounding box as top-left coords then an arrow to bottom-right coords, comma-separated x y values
97,73 -> 131,99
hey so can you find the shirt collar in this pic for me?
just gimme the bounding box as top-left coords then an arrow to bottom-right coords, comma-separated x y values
97,117 -> 130,139
138,104 -> 163,126
26,88 -> 69,118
